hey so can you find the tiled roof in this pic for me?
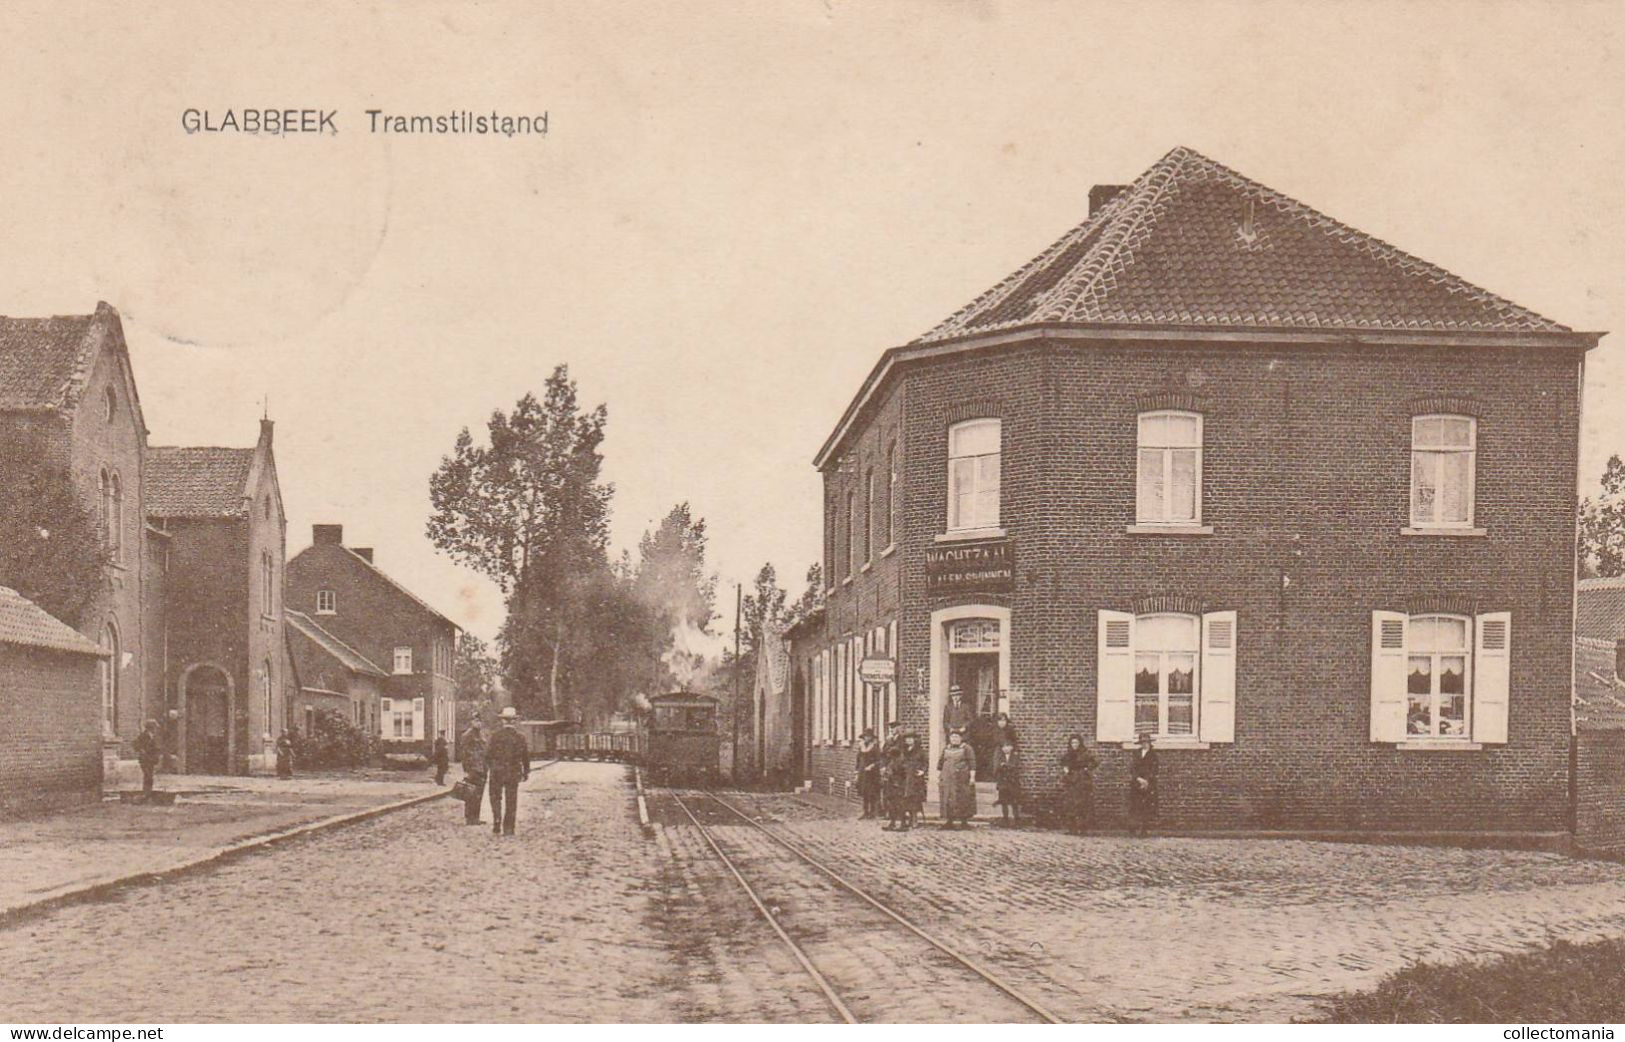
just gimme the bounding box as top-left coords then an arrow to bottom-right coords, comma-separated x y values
146,447 -> 255,518
1578,579 -> 1625,641
1576,636 -> 1625,731
0,309 -> 104,411
343,549 -> 459,630
285,610 -> 388,678
0,586 -> 107,657
918,146 -> 1570,344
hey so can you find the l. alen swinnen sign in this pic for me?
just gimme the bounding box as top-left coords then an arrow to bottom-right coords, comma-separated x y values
924,537 -> 1015,595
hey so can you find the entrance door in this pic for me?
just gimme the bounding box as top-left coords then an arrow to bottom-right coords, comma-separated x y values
186,668 -> 230,774
949,651 -> 999,780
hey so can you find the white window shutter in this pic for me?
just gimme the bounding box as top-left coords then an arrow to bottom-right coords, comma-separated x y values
1096,610 -> 1135,743
1200,610 -> 1237,744
412,697 -> 425,741
1370,611 -> 1409,743
1473,612 -> 1511,744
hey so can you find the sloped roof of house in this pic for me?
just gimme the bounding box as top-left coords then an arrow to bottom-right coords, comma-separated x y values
0,586 -> 107,657
1576,635 -> 1625,731
1578,578 -> 1625,641
919,146 -> 1570,344
342,548 -> 459,631
285,610 -> 389,677
146,446 -> 255,518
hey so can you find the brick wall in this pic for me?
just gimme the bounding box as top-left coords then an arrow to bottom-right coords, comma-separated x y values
1575,730 -> 1625,854
809,335 -> 1582,831
0,645 -> 102,815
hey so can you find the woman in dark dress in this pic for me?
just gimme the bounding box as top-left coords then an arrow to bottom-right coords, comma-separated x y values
1058,733 -> 1097,834
854,729 -> 882,819
889,732 -> 927,831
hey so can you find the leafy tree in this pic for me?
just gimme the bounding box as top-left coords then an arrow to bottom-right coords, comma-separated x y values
0,432 -> 108,628
783,562 -> 825,630
427,367 -> 612,716
1579,455 -> 1625,579
453,633 -> 500,702
741,562 -> 786,656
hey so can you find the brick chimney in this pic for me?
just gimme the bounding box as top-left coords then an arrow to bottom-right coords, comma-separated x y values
352,548 -> 374,563
313,524 -> 343,546
1089,184 -> 1129,216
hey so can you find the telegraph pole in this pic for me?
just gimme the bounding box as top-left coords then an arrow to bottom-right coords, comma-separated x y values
732,582 -> 742,783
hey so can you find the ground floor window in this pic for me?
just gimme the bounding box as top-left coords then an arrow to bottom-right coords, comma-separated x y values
1407,615 -> 1469,738
1133,614 -> 1199,737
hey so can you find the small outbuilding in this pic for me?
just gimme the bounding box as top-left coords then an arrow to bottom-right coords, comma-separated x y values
0,585 -> 109,815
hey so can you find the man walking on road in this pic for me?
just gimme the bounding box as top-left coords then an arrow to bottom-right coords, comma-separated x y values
485,707 -> 531,836
459,719 -> 488,825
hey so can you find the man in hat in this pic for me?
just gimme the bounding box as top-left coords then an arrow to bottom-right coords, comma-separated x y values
943,684 -> 973,737
854,728 -> 882,819
1128,731 -> 1159,837
133,719 -> 161,799
485,707 -> 531,836
458,717 -> 488,825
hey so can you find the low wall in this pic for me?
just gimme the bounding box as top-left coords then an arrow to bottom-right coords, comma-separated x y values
1575,729 -> 1625,854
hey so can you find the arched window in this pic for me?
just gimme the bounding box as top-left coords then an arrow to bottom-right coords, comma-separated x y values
1133,614 -> 1200,737
260,551 -> 275,615
97,467 -> 110,545
101,621 -> 120,733
1407,614 -> 1470,737
1137,411 -> 1202,525
103,386 -> 116,423
947,418 -> 1000,532
262,660 -> 274,738
109,471 -> 123,561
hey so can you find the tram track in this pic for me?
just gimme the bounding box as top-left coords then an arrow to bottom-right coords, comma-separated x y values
663,787 -> 1062,1024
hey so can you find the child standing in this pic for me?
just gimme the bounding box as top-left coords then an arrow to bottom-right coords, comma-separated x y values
993,739 -> 1022,825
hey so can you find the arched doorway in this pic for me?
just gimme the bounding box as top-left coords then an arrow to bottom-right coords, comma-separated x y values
184,665 -> 232,774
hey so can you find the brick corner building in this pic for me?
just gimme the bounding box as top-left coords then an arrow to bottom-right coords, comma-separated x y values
804,145 -> 1602,833
0,586 -> 109,815
285,525 -> 459,758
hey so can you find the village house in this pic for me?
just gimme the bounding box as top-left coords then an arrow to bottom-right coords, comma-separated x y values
285,525 -> 458,758
0,303 -> 152,761
285,608 -> 388,736
805,146 -> 1601,832
145,420 -> 288,774
0,586 -> 109,814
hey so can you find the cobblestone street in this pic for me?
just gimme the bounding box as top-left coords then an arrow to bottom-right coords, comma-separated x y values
9,764 -> 1625,1023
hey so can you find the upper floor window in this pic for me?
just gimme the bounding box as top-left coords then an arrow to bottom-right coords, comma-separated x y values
103,387 -> 116,423
844,490 -> 857,576
862,468 -> 874,563
1137,411 -> 1202,525
101,469 -> 124,562
947,419 -> 1000,532
260,551 -> 275,615
884,438 -> 898,550
393,646 -> 413,675
316,589 -> 336,614
1410,415 -> 1476,528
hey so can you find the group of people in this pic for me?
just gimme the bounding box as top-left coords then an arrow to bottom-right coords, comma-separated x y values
455,707 -> 532,836
852,685 -> 1161,835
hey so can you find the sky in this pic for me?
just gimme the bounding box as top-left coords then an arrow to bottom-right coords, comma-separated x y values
2,0 -> 1622,646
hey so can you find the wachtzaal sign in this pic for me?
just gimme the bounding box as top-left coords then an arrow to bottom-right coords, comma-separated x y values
923,536 -> 1015,595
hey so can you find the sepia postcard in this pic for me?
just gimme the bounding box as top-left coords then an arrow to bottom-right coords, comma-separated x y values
2,0 -> 1624,1033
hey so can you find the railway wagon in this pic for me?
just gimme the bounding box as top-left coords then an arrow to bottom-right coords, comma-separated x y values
645,692 -> 722,785
552,730 -> 644,763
